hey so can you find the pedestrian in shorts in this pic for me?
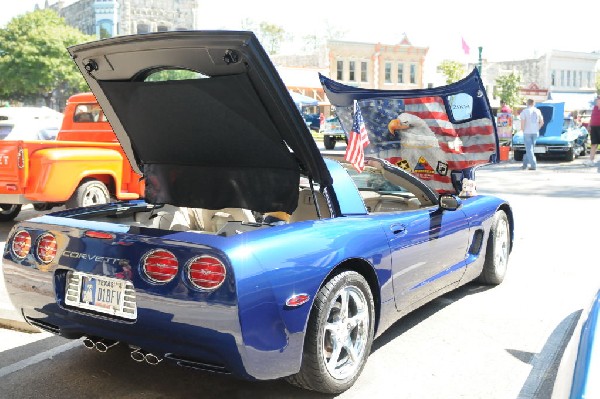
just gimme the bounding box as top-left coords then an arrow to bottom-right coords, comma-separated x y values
585,96 -> 600,166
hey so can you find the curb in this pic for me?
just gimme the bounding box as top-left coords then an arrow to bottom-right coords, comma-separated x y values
0,308 -> 40,333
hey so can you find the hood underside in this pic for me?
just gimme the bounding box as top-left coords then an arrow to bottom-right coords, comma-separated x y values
68,31 -> 331,213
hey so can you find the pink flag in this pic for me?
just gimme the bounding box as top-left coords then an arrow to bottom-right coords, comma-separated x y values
461,37 -> 470,55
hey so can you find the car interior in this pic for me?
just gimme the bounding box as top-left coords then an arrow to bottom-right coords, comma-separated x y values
75,156 -> 440,237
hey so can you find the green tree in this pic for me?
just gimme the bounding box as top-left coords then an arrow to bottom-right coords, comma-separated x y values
495,73 -> 522,110
596,72 -> 600,94
0,9 -> 94,106
438,60 -> 466,84
257,22 -> 285,54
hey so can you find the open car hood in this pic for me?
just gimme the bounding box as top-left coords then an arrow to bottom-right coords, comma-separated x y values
321,69 -> 499,193
68,31 -> 330,213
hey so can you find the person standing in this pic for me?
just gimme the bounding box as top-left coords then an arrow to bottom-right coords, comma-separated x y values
585,96 -> 600,166
519,99 -> 544,170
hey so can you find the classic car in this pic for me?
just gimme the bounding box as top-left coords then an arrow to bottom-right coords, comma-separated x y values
512,101 -> 588,162
2,31 -> 514,394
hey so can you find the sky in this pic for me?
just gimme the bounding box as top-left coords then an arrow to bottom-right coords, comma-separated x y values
1,0 -> 599,74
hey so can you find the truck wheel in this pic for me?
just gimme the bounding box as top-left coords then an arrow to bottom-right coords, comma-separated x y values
66,180 -> 110,209
323,135 -> 336,150
0,204 -> 22,222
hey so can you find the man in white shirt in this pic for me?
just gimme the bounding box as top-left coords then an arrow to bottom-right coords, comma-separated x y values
519,99 -> 544,170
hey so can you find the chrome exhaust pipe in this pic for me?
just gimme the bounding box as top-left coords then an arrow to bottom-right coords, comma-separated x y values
83,337 -> 96,349
95,340 -> 119,353
144,353 -> 163,365
130,348 -> 146,362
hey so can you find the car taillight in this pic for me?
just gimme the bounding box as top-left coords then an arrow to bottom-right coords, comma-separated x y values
141,249 -> 178,283
11,230 -> 31,259
17,147 -> 25,169
187,255 -> 226,290
36,233 -> 57,264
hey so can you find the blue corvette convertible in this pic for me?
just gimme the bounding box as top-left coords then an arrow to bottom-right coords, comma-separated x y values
2,31 -> 514,394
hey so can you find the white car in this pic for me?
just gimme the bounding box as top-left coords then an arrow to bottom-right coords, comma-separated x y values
0,106 -> 63,140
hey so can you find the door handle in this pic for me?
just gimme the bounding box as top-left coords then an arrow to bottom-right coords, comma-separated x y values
390,223 -> 407,235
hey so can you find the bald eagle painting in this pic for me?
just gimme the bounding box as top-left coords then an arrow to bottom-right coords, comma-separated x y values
320,69 -> 499,194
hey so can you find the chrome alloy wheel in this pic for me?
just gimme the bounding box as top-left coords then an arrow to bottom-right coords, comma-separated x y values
494,217 -> 509,275
321,284 -> 370,380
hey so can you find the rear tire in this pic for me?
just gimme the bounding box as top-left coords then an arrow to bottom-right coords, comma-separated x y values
66,180 -> 110,209
0,204 -> 21,222
323,135 -> 336,150
286,271 -> 374,394
478,210 -> 510,285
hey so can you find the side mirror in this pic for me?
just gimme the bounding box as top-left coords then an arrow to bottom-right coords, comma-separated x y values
439,194 -> 462,211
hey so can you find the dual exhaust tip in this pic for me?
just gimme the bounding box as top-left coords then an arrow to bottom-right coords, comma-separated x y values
83,337 -> 119,353
130,348 -> 163,365
83,337 -> 162,365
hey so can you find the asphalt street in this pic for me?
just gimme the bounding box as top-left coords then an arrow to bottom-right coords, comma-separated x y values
0,152 -> 599,398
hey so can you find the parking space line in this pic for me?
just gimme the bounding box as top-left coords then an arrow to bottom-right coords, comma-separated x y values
0,340 -> 80,378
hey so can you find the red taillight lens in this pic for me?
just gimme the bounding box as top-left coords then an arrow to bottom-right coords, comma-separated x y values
17,147 -> 25,169
36,233 -> 57,264
187,256 -> 226,290
141,249 -> 178,283
11,230 -> 31,259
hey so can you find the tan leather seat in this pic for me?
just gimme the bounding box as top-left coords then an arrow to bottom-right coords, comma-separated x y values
289,188 -> 330,223
134,204 -> 192,231
201,208 -> 256,232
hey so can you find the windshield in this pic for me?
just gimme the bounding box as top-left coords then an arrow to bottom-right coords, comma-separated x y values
344,164 -> 409,194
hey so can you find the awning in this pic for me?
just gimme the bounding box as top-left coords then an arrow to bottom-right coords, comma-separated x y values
548,92 -> 596,111
289,91 -> 318,108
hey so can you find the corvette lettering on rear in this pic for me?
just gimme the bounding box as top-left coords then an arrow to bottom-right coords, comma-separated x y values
62,250 -> 126,265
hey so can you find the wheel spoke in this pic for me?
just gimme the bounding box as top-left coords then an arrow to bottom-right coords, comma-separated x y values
348,307 -> 368,329
339,289 -> 349,319
344,337 -> 360,364
327,340 -> 343,369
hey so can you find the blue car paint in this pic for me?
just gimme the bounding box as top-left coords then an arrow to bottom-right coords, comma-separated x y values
569,290 -> 600,398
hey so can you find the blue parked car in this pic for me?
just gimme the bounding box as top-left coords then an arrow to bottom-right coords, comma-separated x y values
512,101 -> 588,162
2,31 -> 513,394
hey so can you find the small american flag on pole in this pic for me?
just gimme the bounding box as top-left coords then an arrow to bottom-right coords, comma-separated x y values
344,104 -> 370,172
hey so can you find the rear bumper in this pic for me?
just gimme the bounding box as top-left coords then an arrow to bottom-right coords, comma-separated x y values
2,259 -> 302,380
0,193 -> 32,204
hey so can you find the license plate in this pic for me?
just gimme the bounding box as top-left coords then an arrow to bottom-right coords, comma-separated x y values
533,146 -> 546,153
65,272 -> 137,319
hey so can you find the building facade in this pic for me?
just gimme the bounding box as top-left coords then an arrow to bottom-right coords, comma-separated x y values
327,36 -> 428,90
475,50 -> 599,111
44,0 -> 198,38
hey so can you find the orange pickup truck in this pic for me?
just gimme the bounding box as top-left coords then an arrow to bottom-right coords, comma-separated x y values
0,93 -> 144,221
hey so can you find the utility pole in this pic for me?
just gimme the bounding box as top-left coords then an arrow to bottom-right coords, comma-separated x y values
478,46 -> 483,73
